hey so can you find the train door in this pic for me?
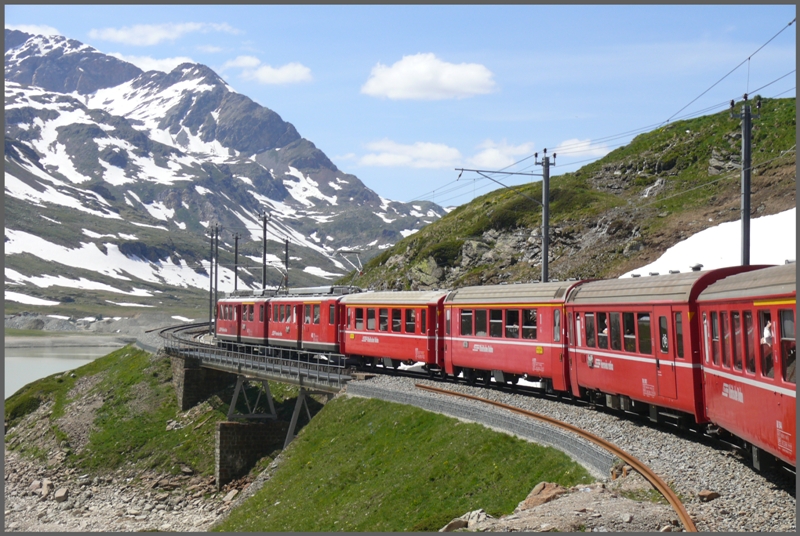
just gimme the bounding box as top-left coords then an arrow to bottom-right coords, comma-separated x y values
655,306 -> 677,399
295,303 -> 303,348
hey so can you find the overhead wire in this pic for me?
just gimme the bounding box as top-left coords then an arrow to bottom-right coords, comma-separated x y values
405,19 -> 796,205
660,17 -> 796,126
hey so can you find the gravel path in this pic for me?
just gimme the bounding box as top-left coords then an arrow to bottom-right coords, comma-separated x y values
352,374 -> 796,532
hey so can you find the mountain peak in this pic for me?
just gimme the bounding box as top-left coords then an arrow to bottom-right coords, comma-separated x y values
5,29 -> 143,94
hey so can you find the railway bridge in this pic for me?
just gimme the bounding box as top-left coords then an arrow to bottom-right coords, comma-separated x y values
160,323 -> 352,487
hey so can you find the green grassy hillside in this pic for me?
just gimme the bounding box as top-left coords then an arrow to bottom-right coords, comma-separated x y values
345,97 -> 795,289
214,396 -> 591,532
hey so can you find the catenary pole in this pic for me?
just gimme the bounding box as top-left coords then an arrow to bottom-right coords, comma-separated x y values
234,234 -> 239,291
208,231 -> 214,333
262,212 -> 268,289
284,238 -> 289,290
214,224 -> 219,309
731,95 -> 759,266
541,149 -> 551,283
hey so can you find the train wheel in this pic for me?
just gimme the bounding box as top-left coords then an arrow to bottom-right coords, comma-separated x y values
427,367 -> 436,380
438,369 -> 448,381
465,369 -> 476,386
452,367 -> 462,384
482,372 -> 492,387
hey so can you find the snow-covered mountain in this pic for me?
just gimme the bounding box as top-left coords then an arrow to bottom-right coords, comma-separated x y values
4,30 -> 443,309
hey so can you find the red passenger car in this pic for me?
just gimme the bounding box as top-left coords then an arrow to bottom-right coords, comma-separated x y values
216,297 -> 242,345
339,291 -> 447,373
697,263 -> 796,468
564,267 -> 763,425
444,281 -> 579,389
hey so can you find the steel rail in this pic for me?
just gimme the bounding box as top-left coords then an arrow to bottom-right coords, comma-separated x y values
415,383 -> 697,533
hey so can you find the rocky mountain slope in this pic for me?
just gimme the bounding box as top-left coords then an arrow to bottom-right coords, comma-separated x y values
4,29 -> 442,314
350,97 -> 796,290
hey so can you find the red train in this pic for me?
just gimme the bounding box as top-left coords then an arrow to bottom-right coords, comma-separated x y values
215,265 -> 796,469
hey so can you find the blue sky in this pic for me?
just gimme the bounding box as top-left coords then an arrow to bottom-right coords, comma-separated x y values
6,5 -> 797,207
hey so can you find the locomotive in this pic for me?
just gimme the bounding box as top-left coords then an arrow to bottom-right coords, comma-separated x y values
214,264 -> 796,469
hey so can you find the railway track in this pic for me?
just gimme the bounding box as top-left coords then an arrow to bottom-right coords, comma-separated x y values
415,383 -> 698,532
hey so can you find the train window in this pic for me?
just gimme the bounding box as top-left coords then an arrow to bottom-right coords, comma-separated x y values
743,311 -> 756,373
674,313 -> 684,358
259,305 -> 264,323
720,311 -> 730,368
758,311 -> 774,378
522,309 -> 537,339
710,311 -> 720,365
445,309 -> 451,335
490,310 -> 503,338
274,305 -> 279,322
553,309 -> 561,342
392,309 -> 402,332
658,316 -> 668,353
355,308 -> 364,330
347,307 -> 352,328
610,313 -> 622,351
585,313 -> 596,348
249,305 -> 254,322
461,309 -> 473,336
379,308 -> 388,331
421,309 -> 427,332
405,309 -> 416,333
475,310 -> 488,336
779,309 -> 795,384
597,313 -> 608,349
731,312 -> 743,371
623,313 -> 636,352
313,305 -> 321,324
637,313 -> 652,354
329,304 -> 336,325
505,309 -> 520,339
304,304 -> 311,324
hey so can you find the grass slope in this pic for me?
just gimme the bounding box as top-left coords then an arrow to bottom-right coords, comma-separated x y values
5,346 -> 318,477
346,97 -> 795,288
215,396 -> 592,532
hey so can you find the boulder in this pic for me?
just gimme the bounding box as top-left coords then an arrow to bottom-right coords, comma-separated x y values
698,489 -> 720,502
461,508 -> 491,528
439,518 -> 468,532
515,482 -> 567,512
28,480 -> 42,491
54,487 -> 69,503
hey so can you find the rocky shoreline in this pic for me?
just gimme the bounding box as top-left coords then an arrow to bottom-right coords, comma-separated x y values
4,449 -> 253,532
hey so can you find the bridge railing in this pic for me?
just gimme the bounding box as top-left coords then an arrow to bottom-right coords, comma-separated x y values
160,324 -> 351,391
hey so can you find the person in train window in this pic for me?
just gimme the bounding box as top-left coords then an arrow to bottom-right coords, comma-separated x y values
761,320 -> 774,345
759,313 -> 774,378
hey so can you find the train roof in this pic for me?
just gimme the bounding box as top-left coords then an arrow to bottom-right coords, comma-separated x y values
445,281 -> 576,304
698,263 -> 796,302
340,290 -> 448,305
567,270 -> 712,304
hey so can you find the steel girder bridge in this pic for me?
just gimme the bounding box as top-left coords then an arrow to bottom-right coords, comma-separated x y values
159,323 -> 352,447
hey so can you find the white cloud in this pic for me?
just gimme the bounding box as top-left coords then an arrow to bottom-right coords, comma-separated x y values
88,22 -> 239,46
197,44 -> 223,53
6,24 -> 61,36
468,139 -> 536,169
242,62 -> 313,85
361,52 -> 496,100
552,138 -> 611,158
221,55 -> 261,70
108,53 -> 194,73
359,139 -> 462,169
